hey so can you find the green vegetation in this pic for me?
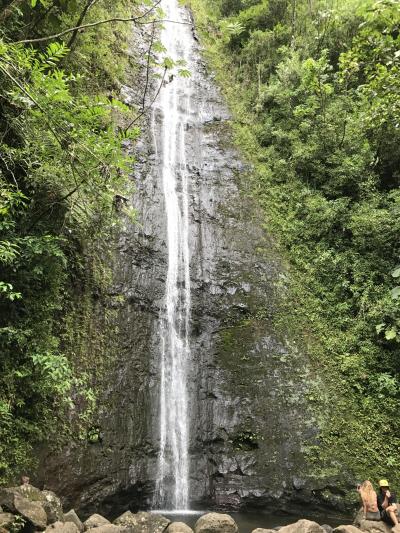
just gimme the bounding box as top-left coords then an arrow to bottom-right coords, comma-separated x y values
187,0 -> 400,487
2,0 -> 400,501
0,0 -> 142,483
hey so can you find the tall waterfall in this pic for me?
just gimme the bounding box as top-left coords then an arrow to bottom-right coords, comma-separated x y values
153,0 -> 193,511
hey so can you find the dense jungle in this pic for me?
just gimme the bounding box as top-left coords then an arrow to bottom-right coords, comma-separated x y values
0,0 -> 400,516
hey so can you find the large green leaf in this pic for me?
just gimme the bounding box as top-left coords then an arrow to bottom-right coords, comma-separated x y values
392,266 -> 400,278
391,286 -> 400,300
385,327 -> 398,340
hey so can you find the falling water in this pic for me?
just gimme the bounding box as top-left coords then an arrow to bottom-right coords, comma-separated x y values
153,0 -> 193,511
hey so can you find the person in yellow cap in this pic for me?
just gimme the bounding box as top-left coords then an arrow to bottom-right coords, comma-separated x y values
377,479 -> 399,526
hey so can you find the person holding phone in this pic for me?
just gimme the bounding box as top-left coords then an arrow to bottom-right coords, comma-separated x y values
358,480 -> 381,520
377,479 -> 399,526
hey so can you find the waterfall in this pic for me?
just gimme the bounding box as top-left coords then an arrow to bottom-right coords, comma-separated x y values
153,0 -> 193,511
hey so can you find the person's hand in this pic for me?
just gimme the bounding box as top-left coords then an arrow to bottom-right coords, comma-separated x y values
386,490 -> 391,498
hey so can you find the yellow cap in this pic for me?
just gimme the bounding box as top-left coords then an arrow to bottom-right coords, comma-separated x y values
379,479 -> 389,487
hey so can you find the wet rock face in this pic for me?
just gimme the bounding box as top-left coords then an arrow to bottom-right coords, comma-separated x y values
37,8 -> 322,519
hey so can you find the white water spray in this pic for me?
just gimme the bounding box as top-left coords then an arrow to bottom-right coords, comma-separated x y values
153,0 -> 193,511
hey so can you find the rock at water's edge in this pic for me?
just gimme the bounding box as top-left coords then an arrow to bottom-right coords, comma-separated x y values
194,512 -> 238,533
114,511 -> 137,527
84,514 -> 111,530
114,511 -> 169,533
353,505 -> 400,533
42,490 -> 64,523
251,529 -> 277,533
357,521 -> 391,533
86,526 -> 123,533
167,522 -> 194,533
45,521 -> 79,533
64,509 -> 84,532
333,526 -> 364,533
279,520 -> 325,533
0,484 -> 59,529
14,494 -> 47,529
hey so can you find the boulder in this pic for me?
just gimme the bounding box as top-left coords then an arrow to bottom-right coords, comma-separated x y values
167,522 -> 194,533
0,484 -> 49,529
64,510 -> 84,533
321,526 -> 333,533
333,526 -> 364,533
353,505 -> 400,533
45,522 -> 79,533
86,527 -> 123,533
14,493 -> 47,529
42,490 -> 64,523
194,513 -> 238,533
18,484 -> 45,502
251,529 -> 276,533
357,521 -> 391,533
114,511 -> 137,527
114,511 -> 169,533
84,514 -> 111,530
0,512 -> 15,529
0,488 -> 17,511
278,521 -> 325,533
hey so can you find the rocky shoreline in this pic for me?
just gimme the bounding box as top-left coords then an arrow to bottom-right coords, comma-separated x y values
1,485 -> 400,533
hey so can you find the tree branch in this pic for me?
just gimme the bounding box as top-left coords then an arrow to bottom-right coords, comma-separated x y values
142,21 -> 156,112
13,20 -> 191,45
11,1 -> 192,45
67,0 -> 99,50
124,67 -> 167,132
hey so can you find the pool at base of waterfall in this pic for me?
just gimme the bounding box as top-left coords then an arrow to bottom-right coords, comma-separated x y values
151,510 -> 352,532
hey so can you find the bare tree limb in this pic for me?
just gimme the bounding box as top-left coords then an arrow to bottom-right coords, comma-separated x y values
67,0 -> 99,50
142,21 -> 156,112
12,18 -> 192,45
124,66 -> 167,132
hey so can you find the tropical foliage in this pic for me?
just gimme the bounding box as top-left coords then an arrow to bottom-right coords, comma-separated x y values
0,0 -> 140,482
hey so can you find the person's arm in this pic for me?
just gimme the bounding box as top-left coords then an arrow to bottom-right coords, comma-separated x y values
382,492 -> 390,510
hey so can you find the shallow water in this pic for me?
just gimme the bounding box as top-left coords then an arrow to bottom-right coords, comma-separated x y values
152,510 -> 352,532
